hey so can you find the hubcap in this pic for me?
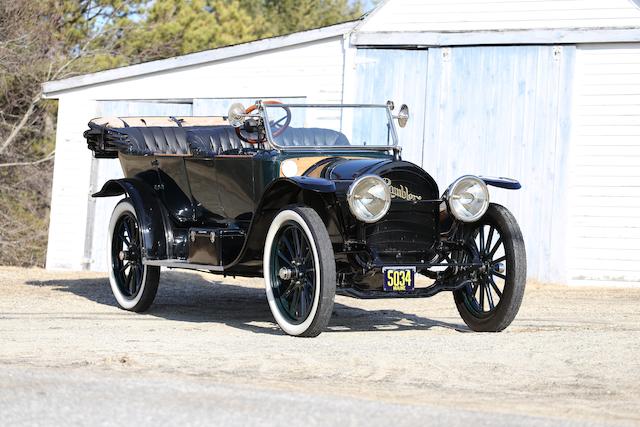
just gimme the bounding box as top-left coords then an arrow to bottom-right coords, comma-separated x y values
278,267 -> 293,280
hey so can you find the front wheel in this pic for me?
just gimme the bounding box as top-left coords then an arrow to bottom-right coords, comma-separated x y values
263,206 -> 336,337
453,203 -> 526,332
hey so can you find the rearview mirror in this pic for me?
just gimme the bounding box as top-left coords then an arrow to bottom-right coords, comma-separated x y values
396,104 -> 409,128
228,103 -> 246,128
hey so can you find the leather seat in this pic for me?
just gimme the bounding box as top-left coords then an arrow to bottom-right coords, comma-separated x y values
275,128 -> 349,147
112,125 -> 350,157
187,126 -> 248,157
118,126 -> 190,155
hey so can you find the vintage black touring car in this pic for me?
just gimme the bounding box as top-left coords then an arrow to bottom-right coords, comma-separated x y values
84,100 -> 526,337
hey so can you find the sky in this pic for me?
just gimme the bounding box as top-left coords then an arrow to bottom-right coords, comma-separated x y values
357,0 -> 379,14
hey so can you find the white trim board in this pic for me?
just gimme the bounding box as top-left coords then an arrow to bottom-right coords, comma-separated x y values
352,27 -> 640,47
43,21 -> 358,97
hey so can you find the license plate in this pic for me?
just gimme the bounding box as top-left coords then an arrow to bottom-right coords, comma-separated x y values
382,267 -> 416,292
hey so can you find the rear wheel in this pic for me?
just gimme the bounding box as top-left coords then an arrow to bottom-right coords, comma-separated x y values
453,204 -> 526,332
263,206 -> 336,337
108,199 -> 160,312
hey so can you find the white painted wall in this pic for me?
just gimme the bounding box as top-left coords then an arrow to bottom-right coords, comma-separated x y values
53,38 -> 346,104
45,36 -> 347,271
360,0 -> 640,32
568,44 -> 640,287
45,96 -> 97,270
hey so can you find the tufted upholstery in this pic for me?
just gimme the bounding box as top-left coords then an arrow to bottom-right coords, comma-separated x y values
275,128 -> 349,147
187,126 -> 248,157
118,126 -> 190,155
110,125 -> 350,157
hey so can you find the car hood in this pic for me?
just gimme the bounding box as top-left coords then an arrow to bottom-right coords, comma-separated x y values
304,157 -> 440,201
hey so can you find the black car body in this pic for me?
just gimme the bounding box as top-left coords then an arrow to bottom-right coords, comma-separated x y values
85,101 -> 526,336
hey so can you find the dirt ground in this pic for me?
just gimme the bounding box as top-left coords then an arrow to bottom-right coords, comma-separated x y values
1,266 -> 639,426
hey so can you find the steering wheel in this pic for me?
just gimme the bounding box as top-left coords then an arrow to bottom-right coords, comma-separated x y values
235,100 -> 292,144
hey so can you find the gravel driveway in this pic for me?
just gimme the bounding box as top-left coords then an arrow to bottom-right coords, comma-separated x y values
1,267 -> 639,426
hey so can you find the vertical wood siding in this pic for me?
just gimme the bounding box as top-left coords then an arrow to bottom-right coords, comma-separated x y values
45,98 -> 97,270
350,49 -> 429,164
361,0 -> 640,32
354,46 -> 575,283
568,44 -> 640,287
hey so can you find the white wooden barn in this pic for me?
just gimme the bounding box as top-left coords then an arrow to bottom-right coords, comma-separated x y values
43,0 -> 640,287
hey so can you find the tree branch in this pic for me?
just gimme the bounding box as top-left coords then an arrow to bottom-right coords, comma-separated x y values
0,150 -> 55,168
0,92 -> 41,155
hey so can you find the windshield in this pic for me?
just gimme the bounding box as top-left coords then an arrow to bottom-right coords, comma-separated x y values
263,104 -> 397,149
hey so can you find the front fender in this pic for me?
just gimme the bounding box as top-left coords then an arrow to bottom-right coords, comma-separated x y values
480,176 -> 521,190
277,176 -> 336,193
93,178 -> 170,261
225,177 -> 340,272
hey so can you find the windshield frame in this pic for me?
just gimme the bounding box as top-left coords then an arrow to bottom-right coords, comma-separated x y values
260,103 -> 400,153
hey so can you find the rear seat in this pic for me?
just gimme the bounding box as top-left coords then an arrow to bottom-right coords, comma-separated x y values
111,125 -> 350,156
117,127 -> 190,155
187,126 -> 248,157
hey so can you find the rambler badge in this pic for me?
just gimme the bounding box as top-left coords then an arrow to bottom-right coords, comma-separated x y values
382,178 -> 422,201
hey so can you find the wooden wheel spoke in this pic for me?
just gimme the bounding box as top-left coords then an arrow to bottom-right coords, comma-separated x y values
489,277 -> 503,298
282,281 -> 296,298
122,220 -> 132,241
485,282 -> 495,309
119,262 -> 130,273
492,255 -> 506,264
125,268 -> 133,294
479,226 -> 485,253
281,234 -> 295,259
291,227 -> 302,258
493,271 -> 507,280
488,237 -> 503,259
290,287 -> 300,316
120,227 -> 131,247
485,226 -> 494,255
479,283 -> 485,311
277,249 -> 293,267
299,287 -> 307,318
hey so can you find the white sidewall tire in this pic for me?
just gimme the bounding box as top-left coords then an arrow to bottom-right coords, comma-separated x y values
264,209 -> 322,336
108,200 -> 148,310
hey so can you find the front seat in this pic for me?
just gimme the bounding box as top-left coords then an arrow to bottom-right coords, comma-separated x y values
275,127 -> 349,147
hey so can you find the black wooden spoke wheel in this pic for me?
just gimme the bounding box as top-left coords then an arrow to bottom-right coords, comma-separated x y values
453,204 -> 526,332
108,199 -> 160,312
264,206 -> 336,337
271,222 -> 316,324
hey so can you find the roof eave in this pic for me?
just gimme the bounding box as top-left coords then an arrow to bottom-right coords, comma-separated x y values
43,20 -> 358,98
351,27 -> 640,47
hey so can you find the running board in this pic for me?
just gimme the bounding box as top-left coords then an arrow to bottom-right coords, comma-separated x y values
143,259 -> 224,272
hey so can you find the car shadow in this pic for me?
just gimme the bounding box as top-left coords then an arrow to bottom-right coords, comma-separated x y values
26,271 -> 467,335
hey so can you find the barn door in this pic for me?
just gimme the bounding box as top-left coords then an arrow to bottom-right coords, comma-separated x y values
568,44 -> 640,286
86,100 -> 192,272
351,49 -> 429,165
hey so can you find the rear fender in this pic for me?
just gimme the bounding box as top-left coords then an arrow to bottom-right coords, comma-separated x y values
93,178 -> 171,260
